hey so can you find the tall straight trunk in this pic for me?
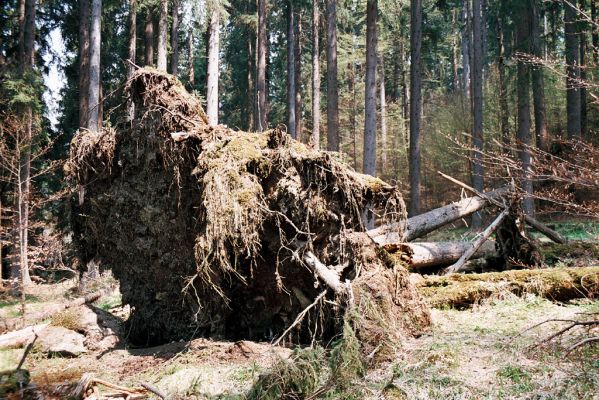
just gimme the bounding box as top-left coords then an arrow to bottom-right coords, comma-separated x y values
497,15 -> 510,147
380,57 -> 388,174
452,9 -> 460,91
127,0 -> 137,122
206,7 -> 220,125
88,0 -> 102,133
294,11 -> 303,139
311,0 -> 320,149
401,40 -> 409,134
471,0 -> 484,229
580,0 -> 588,138
18,0 -> 25,67
287,2 -> 296,138
592,0 -> 598,63
144,12 -> 154,67
516,4 -> 534,216
170,0 -> 180,75
565,0 -> 581,139
460,0 -> 471,96
247,36 -> 255,130
326,0 -> 339,151
254,0 -> 268,132
156,0 -> 168,71
187,28 -> 194,87
531,0 -> 549,150
78,0 -> 91,129
363,0 -> 377,178
409,0 -> 422,217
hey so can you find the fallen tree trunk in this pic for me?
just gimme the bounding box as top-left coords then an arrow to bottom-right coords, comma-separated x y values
387,241 -> 496,270
367,186 -> 510,245
416,266 -> 599,308
0,290 -> 104,335
0,323 -> 48,349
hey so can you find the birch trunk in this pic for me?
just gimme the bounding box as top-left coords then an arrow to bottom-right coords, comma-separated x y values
311,0 -> 320,149
287,2 -> 296,139
156,0 -> 168,71
78,0 -> 91,128
254,0 -> 268,132
206,7 -> 220,125
88,0 -> 102,133
170,0 -> 180,75
326,0 -> 339,151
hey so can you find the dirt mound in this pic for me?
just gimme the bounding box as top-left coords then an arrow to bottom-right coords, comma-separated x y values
68,68 -> 429,347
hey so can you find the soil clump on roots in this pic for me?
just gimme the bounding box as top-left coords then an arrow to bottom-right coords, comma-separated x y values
67,68 -> 430,349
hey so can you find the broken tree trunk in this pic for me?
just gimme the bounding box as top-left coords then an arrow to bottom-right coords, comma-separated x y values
0,290 -> 104,334
367,186 -> 510,245
386,241 -> 496,270
416,266 -> 599,308
0,323 -> 48,349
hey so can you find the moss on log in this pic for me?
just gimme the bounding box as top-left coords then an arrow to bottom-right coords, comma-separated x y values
416,266 -> 599,308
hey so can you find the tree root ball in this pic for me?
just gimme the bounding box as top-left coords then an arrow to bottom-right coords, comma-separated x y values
68,68 -> 430,347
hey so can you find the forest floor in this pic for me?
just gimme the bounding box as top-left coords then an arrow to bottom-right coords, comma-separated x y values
1,222 -> 597,399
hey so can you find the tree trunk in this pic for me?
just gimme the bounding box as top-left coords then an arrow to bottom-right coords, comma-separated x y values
326,0 -> 339,151
380,56 -> 388,174
287,2 -> 296,139
565,0 -> 581,139
592,0 -> 598,63
460,0 -> 471,96
127,0 -> 137,122
206,7 -> 220,125
471,0 -> 484,229
452,9 -> 460,91
363,0 -> 377,178
497,15 -> 510,147
156,0 -> 168,71
516,4 -> 534,215
247,36 -> 255,130
144,11 -> 154,67
367,186 -> 510,245
311,0 -> 320,149
78,0 -> 91,129
531,0 -> 549,151
254,0 -> 268,132
170,0 -> 179,75
392,241 -> 496,270
409,0 -> 422,216
294,10 -> 303,140
187,27 -> 194,88
88,0 -> 102,133
580,0 -> 588,138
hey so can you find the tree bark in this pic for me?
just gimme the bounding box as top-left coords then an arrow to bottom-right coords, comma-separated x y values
287,2 -> 296,139
367,186 -> 510,245
516,4 -> 534,215
580,0 -> 588,138
497,15 -> 510,147
392,241 -> 496,270
187,27 -> 194,88
363,0 -> 377,178
206,7 -> 220,125
565,0 -> 581,139
156,0 -> 168,71
531,0 -> 549,151
592,0 -> 598,63
144,10 -> 154,67
294,10 -> 303,140
471,0 -> 484,229
380,56 -> 388,174
311,0 -> 320,149
78,0 -> 91,129
88,0 -> 102,133
170,0 -> 180,75
460,0 -> 471,96
326,0 -> 339,151
409,0 -> 422,217
254,0 -> 268,132
127,0 -> 137,122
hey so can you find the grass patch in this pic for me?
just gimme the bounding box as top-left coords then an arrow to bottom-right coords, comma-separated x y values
0,294 -> 40,309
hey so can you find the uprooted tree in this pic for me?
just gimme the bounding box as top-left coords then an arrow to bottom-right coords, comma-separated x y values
66,68 -> 431,350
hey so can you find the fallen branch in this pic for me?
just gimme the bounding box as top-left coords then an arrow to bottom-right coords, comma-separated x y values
303,251 -> 346,294
444,208 -> 509,275
416,266 -> 599,308
437,171 -> 567,244
0,323 -> 49,349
